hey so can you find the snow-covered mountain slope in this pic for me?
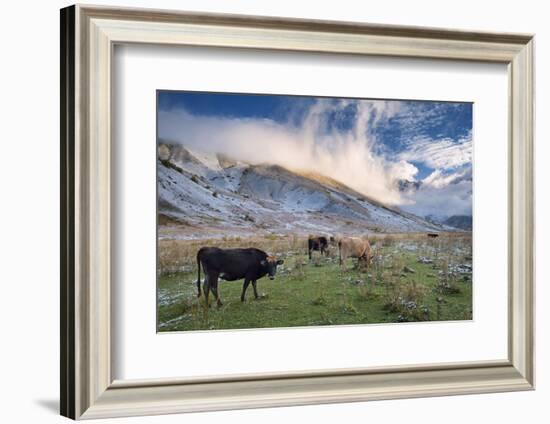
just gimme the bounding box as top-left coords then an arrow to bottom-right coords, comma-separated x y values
443,215 -> 472,231
157,143 -> 447,239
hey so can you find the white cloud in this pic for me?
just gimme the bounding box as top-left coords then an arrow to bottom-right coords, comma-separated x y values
158,99 -> 472,219
399,167 -> 472,218
390,160 -> 419,181
159,100 -> 409,205
422,169 -> 465,189
399,132 -> 472,170
401,178 -> 472,219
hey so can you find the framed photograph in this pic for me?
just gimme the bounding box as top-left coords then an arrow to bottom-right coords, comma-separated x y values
61,4 -> 534,420
156,91 -> 475,331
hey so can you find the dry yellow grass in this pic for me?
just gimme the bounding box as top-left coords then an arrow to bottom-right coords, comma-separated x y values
158,232 -> 470,276
158,234 -> 303,275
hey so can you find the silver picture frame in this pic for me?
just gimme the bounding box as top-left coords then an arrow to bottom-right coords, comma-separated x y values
60,4 -> 535,420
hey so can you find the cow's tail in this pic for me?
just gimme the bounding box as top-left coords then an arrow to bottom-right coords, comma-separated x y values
196,250 -> 202,298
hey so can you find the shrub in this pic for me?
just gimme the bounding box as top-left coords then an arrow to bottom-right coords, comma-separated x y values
311,294 -> 327,306
160,159 -> 184,174
383,279 -> 427,322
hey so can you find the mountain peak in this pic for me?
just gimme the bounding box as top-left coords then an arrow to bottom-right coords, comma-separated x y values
157,144 -> 447,238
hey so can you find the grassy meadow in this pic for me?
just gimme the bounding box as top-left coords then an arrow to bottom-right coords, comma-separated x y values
157,233 -> 472,332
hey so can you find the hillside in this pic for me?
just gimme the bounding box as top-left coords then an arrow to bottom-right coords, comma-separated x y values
157,143 -> 447,239
444,215 -> 473,231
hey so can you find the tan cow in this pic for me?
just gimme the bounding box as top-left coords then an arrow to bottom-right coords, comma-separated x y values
338,237 -> 374,270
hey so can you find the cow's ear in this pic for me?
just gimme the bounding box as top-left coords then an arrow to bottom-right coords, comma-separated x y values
277,259 -> 284,265
260,260 -> 267,266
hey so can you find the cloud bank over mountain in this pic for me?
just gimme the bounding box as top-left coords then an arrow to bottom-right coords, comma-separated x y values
158,94 -> 472,220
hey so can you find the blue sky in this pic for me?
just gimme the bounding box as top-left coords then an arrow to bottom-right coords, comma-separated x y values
158,91 -> 473,218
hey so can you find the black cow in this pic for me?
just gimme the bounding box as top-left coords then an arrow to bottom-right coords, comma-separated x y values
196,247 -> 284,307
308,236 -> 329,260
427,233 -> 439,239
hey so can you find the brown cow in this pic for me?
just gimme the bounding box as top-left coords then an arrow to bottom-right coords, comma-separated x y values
338,237 -> 374,270
308,236 -> 329,260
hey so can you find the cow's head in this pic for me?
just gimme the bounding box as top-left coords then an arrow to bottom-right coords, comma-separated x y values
368,249 -> 375,265
261,256 -> 284,280
360,249 -> 376,268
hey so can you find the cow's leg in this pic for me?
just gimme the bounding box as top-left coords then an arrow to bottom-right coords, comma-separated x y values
360,255 -> 370,271
202,276 -> 210,307
197,275 -> 202,298
196,263 -> 202,298
308,248 -> 312,260
252,280 -> 259,299
209,272 -> 223,307
241,278 -> 251,302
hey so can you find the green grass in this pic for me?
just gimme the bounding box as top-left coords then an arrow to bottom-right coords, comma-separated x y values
157,237 -> 472,332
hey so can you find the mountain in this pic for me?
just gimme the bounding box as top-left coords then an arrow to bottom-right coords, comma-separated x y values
424,214 -> 472,231
396,179 -> 422,192
443,215 -> 472,231
157,143 -> 447,239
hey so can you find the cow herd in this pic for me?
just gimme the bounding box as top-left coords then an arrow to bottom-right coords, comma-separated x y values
196,235 -> 375,307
